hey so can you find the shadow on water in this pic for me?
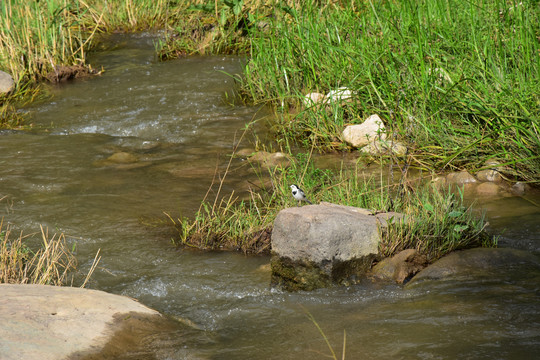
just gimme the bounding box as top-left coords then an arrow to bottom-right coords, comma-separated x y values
1,33 -> 539,359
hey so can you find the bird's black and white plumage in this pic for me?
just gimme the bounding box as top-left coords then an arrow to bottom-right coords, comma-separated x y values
290,184 -> 312,206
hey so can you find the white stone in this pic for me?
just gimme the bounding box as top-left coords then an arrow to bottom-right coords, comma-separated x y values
326,87 -> 353,102
342,114 -> 386,148
303,92 -> 326,106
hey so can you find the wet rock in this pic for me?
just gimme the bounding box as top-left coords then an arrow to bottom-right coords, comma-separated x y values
406,248 -> 540,286
360,139 -> 408,156
235,148 -> 256,157
342,114 -> 386,148
249,151 -> 291,168
476,169 -> 502,183
510,182 -> 530,195
0,70 -> 14,94
271,202 -> 405,291
477,160 -> 504,183
446,171 -> 477,185
370,249 -> 428,284
476,182 -> 501,196
303,92 -> 326,106
430,176 -> 447,189
0,284 -> 174,360
107,151 -> 138,164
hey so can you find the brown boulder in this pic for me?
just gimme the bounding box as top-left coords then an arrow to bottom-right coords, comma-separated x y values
446,171 -> 477,185
370,249 -> 428,284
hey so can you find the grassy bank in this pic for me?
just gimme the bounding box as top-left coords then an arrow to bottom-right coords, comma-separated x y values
172,153 -> 495,261
240,0 -> 539,182
1,1 -> 538,179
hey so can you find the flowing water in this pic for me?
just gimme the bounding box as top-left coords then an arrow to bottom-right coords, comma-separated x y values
1,33 -> 539,359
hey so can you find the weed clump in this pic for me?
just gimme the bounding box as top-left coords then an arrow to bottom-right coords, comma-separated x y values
172,153 -> 496,261
0,217 -> 99,287
0,220 -> 76,285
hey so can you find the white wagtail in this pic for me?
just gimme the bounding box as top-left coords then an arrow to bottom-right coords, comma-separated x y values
290,184 -> 312,206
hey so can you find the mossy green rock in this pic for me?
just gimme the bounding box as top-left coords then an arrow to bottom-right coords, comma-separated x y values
271,254 -> 376,291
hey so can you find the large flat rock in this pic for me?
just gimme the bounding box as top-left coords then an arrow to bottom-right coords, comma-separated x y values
0,284 -> 161,360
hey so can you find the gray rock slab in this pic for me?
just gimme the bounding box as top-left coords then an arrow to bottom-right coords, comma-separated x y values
0,284 -> 161,360
272,203 -> 381,263
407,248 -> 540,286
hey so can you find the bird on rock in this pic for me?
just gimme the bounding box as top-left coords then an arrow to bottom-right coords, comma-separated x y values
290,184 -> 312,206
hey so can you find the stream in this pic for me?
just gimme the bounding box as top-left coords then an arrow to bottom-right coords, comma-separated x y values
1,33 -> 539,359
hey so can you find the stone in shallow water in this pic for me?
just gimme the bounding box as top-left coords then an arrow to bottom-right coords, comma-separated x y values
342,114 -> 386,148
476,182 -> 501,196
446,171 -> 477,185
248,151 -> 291,168
0,284 -> 169,360
106,151 -> 138,163
370,249 -> 428,284
271,202 -> 405,291
406,248 -> 540,286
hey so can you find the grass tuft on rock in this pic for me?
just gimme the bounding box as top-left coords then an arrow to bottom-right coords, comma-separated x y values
172,153 -> 496,260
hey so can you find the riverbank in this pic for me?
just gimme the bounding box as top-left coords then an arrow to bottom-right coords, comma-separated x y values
0,1 -> 537,260
1,0 -> 538,180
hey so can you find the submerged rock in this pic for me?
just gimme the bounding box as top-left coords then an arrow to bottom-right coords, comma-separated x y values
271,202 -> 405,291
476,182 -> 501,196
248,151 -> 291,168
406,248 -> 540,286
510,182 -> 530,195
0,284 -> 189,360
342,114 -> 386,148
360,139 -> 408,156
106,151 -> 138,163
446,170 -> 477,185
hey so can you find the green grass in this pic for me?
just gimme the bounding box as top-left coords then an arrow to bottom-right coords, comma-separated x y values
239,0 -> 540,182
172,150 -> 495,260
